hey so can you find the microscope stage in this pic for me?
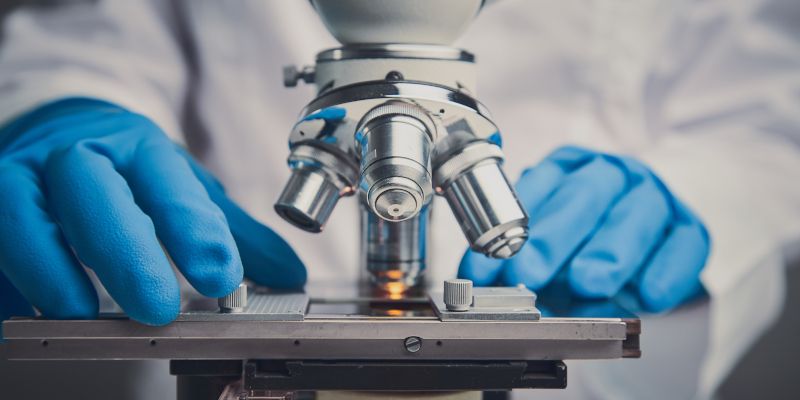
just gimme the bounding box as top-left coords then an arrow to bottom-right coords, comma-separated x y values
1,286 -> 640,362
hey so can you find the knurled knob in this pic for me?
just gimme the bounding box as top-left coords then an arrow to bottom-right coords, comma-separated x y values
444,279 -> 473,312
218,283 -> 248,313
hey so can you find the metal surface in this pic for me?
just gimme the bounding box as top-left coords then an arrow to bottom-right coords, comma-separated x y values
171,359 -> 561,396
274,22 -> 550,292
243,360 -> 566,391
278,79 -> 529,289
275,143 -> 358,233
179,292 -> 309,322
403,336 -> 422,353
275,169 -> 342,232
0,319 -> 626,360
2,293 -> 634,361
470,286 -> 536,309
292,81 -> 497,151
361,205 -> 428,291
432,286 -> 541,321
317,45 -> 476,63
356,103 -> 436,221
437,143 -> 529,259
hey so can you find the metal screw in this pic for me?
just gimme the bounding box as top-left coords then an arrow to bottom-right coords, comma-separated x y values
404,336 -> 422,353
283,65 -> 315,87
385,70 -> 404,81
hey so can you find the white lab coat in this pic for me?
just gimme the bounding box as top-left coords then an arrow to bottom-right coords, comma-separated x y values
1,0 -> 799,399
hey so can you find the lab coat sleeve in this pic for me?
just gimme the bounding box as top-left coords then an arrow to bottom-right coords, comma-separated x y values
635,0 -> 800,396
0,0 -> 187,141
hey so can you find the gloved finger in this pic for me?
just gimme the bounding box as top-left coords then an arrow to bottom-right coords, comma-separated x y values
44,144 -> 181,326
568,164 -> 672,298
635,203 -> 710,313
0,164 -> 98,319
184,153 -> 307,289
1,272 -> 35,339
120,135 -> 243,298
514,145 -> 596,212
502,156 -> 627,289
458,250 -> 505,286
459,146 -> 594,286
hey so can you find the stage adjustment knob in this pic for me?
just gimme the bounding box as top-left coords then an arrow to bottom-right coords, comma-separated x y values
444,279 -> 473,312
218,283 -> 248,313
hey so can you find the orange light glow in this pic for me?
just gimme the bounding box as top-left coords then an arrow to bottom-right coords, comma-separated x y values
384,270 -> 405,280
385,309 -> 405,317
383,281 -> 408,299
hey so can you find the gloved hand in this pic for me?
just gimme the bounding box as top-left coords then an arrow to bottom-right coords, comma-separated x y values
459,146 -> 711,312
0,98 -> 305,330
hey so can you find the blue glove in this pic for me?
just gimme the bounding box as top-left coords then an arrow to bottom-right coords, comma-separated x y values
459,146 -> 711,312
0,98 -> 305,331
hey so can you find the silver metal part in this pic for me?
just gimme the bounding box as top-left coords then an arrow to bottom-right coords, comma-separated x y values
294,81 -> 497,147
317,45 -> 475,63
443,279 -> 473,311
2,291 -> 631,361
361,205 -> 428,291
278,39 -> 531,291
435,143 -> 529,258
275,144 -> 358,233
356,102 -> 436,222
283,65 -> 315,87
404,336 -> 422,353
183,292 -> 309,322
312,45 -> 477,94
218,283 -> 248,313
275,169 -> 341,232
471,285 -> 537,309
431,286 -> 541,321
2,317 -> 624,361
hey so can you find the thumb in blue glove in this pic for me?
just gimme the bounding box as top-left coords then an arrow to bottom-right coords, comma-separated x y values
459,146 -> 711,312
0,98 -> 305,328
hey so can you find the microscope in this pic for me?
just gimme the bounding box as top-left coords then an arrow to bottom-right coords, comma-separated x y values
1,2 -> 641,399
275,0 -> 528,294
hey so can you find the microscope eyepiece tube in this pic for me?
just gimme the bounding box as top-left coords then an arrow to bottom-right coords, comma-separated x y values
435,142 -> 529,258
356,103 -> 436,222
